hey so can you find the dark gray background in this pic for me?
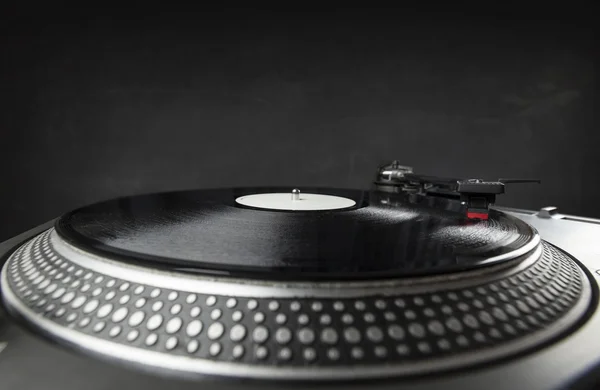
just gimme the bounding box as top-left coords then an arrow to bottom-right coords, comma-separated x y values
0,6 -> 597,241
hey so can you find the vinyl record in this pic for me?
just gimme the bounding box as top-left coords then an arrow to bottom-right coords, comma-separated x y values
55,187 -> 538,280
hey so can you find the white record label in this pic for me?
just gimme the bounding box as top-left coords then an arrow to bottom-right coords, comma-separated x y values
235,192 -> 356,211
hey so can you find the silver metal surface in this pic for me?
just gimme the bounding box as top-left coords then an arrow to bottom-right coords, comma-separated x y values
1,213 -> 600,390
230,324 -> 246,342
537,206 -> 559,219
0,226 -> 594,381
47,229 -> 542,297
376,161 -> 414,182
207,323 -> 225,340
291,188 -> 300,201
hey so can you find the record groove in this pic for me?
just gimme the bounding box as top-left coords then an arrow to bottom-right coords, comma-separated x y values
55,188 -> 538,279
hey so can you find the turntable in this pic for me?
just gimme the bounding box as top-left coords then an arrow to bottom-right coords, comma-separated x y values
1,162 -> 599,390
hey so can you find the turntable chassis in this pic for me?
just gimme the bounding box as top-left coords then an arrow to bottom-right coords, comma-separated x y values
1,209 -> 600,390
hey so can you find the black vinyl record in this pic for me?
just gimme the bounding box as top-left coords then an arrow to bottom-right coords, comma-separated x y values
55,187 -> 537,280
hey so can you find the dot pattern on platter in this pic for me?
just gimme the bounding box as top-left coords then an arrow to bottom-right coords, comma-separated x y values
2,229 -> 589,370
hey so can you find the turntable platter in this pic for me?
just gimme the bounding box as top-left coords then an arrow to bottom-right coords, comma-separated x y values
55,187 -> 538,279
0,187 -> 592,381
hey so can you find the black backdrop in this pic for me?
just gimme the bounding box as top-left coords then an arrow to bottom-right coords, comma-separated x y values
0,6 -> 597,241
